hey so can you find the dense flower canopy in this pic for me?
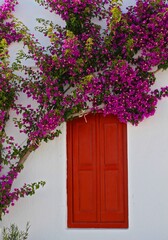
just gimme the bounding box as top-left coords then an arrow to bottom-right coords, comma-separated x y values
20,0 -> 168,137
0,0 -> 22,44
36,0 -> 109,21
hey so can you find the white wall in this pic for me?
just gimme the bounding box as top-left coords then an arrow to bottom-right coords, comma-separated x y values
1,1 -> 168,239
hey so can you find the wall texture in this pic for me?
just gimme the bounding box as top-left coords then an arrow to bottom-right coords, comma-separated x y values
1,0 -> 168,239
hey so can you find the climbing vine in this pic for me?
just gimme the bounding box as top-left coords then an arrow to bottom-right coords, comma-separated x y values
0,0 -> 168,219
0,0 -> 45,220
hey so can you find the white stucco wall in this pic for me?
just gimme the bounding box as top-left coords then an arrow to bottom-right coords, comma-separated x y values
1,0 -> 168,239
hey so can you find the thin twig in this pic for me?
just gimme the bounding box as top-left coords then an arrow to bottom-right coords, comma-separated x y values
152,68 -> 161,74
63,84 -> 72,94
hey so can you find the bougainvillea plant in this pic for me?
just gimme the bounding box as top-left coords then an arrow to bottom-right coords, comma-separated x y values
0,0 -> 45,220
0,0 -> 168,219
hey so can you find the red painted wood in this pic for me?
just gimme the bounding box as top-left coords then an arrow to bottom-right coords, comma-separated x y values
99,115 -> 127,224
67,114 -> 128,228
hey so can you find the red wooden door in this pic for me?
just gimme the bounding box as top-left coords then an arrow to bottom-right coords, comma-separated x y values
67,114 -> 128,228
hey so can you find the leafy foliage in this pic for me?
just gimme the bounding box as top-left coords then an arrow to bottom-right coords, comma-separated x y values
2,222 -> 30,240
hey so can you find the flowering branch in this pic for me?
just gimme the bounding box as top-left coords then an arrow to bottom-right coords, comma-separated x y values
0,0 -> 45,220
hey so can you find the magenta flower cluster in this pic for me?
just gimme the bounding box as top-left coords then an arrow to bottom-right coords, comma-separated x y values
0,162 -> 45,216
110,0 -> 168,71
0,164 -> 23,215
0,111 -> 6,132
37,0 -> 108,21
0,0 -> 22,44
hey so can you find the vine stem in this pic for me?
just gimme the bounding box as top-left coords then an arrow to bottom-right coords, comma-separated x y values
18,141 -> 40,166
152,68 -> 161,74
18,148 -> 33,166
0,110 -> 10,164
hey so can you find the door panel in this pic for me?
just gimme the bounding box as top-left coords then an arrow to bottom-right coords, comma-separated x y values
72,116 -> 97,222
67,114 -> 128,228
